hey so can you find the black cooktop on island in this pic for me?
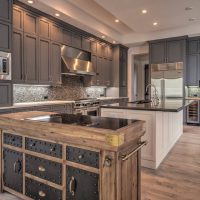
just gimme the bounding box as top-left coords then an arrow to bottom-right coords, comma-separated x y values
27,114 -> 137,130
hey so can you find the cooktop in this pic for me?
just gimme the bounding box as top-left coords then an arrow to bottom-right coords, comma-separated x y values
27,114 -> 137,130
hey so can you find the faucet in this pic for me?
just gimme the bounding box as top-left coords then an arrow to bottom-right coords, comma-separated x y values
145,84 -> 160,105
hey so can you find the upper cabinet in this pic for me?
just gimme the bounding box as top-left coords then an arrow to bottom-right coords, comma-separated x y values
51,23 -> 63,43
0,0 -> 12,52
0,0 -> 12,23
23,11 -> 38,35
71,33 -> 82,49
149,37 -> 186,64
82,37 -> 91,52
39,18 -> 51,39
63,29 -> 72,46
13,6 -> 23,31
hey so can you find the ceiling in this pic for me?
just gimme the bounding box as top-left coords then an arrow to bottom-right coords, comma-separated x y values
19,0 -> 200,46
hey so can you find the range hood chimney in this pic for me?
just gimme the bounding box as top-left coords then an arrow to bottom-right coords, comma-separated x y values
61,45 -> 96,76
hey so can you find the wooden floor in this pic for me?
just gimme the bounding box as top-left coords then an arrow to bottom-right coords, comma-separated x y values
0,126 -> 200,200
141,125 -> 200,200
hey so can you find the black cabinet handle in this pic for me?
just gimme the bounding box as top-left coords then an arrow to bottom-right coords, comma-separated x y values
199,80 -> 200,87
13,160 -> 22,173
69,176 -> 76,196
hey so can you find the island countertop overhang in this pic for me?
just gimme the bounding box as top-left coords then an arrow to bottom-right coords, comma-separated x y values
0,111 -> 146,151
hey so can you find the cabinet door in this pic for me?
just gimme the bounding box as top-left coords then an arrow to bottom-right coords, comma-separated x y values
0,21 -> 11,52
97,43 -> 102,57
107,45 -> 113,59
0,0 -> 12,22
188,39 -> 199,54
82,37 -> 91,52
12,30 -> 24,82
63,29 -> 72,46
150,41 -> 166,64
0,81 -> 12,106
51,42 -> 61,84
72,33 -> 82,49
39,38 -> 50,84
51,23 -> 63,43
24,11 -> 38,35
120,49 -> 127,87
66,167 -> 99,200
103,59 -> 112,87
186,54 -> 199,86
102,45 -> 107,58
166,39 -> 185,62
91,41 -> 97,55
24,34 -> 38,83
39,18 -> 51,39
96,57 -> 103,86
3,148 -> 23,193
90,55 -> 97,85
13,6 -> 23,31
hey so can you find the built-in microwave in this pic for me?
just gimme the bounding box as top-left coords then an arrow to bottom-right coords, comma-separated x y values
0,51 -> 11,80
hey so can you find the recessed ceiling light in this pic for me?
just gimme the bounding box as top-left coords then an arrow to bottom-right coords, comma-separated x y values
27,0 -> 34,4
153,22 -> 158,26
115,19 -> 119,23
142,10 -> 147,14
185,7 -> 193,11
55,13 -> 60,17
101,35 -> 105,39
113,41 -> 116,44
189,18 -> 196,21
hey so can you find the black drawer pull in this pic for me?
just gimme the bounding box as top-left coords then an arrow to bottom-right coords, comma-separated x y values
13,160 -> 22,173
69,176 -> 76,196
38,166 -> 46,172
38,190 -> 46,197
50,147 -> 56,152
9,138 -> 15,142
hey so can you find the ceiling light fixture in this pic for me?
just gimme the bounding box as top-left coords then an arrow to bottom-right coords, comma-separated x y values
189,18 -> 196,21
101,35 -> 105,39
115,19 -> 119,23
113,41 -> 116,44
185,7 -> 193,11
153,22 -> 158,26
142,10 -> 147,14
27,0 -> 34,4
55,13 -> 60,17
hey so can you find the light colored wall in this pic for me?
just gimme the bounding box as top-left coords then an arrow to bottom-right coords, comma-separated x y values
128,44 -> 149,101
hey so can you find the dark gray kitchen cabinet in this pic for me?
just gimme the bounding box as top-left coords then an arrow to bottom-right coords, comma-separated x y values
63,29 -> 72,46
149,37 -> 186,64
0,21 -> 11,52
186,54 -> 199,86
188,38 -> 199,54
23,11 -> 38,35
0,0 -> 12,23
39,38 -> 51,84
166,39 -> 185,63
82,37 -> 91,52
72,33 -> 82,49
13,6 -> 23,31
0,81 -> 12,107
149,41 -> 166,64
91,41 -> 97,55
51,42 -> 61,84
96,57 -> 103,86
107,45 -> 113,59
102,44 -> 107,58
97,42 -> 102,57
24,34 -> 38,83
39,18 -> 51,39
51,23 -> 63,43
90,55 -> 97,86
104,59 -> 112,87
12,30 -> 24,83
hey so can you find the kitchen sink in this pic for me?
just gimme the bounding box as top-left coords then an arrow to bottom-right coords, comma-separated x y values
128,100 -> 152,104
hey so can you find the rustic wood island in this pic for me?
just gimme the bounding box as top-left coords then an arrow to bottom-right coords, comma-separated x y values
0,111 -> 146,200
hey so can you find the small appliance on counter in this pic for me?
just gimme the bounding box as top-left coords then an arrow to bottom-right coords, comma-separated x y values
0,51 -> 11,80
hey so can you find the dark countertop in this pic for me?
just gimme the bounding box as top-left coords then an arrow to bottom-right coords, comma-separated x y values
101,99 -> 194,112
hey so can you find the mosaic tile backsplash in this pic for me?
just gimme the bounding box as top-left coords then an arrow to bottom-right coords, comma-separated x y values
187,87 -> 200,97
13,76 -> 105,103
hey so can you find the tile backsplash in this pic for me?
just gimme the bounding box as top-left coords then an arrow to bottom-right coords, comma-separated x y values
187,87 -> 200,97
13,76 -> 105,103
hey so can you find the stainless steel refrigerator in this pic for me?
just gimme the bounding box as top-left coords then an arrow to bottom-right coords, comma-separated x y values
151,62 -> 183,99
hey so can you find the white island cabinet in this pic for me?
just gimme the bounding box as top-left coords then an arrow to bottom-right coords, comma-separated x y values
101,107 -> 183,169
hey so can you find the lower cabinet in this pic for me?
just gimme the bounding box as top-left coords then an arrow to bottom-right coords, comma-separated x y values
3,148 -> 23,193
0,81 -> 12,107
66,167 -> 99,200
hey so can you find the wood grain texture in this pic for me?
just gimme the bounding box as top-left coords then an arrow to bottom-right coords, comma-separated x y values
141,125 -> 200,200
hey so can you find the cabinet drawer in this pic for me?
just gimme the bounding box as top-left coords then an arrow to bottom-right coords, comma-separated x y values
66,146 -> 99,168
3,132 -> 22,148
25,177 -> 62,200
51,104 -> 66,112
25,138 -> 62,158
25,155 -> 62,185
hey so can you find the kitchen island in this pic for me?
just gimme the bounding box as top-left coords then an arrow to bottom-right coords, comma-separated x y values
0,111 -> 145,200
101,99 -> 193,169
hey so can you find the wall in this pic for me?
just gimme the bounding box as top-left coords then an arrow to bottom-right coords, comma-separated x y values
128,44 -> 149,101
13,76 -> 105,103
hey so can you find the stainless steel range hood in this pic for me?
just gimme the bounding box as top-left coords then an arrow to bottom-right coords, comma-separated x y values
61,45 -> 95,76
